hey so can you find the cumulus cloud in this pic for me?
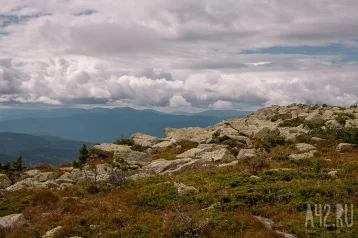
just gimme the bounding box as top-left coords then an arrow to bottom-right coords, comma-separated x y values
210,100 -> 234,110
0,0 -> 358,110
169,95 -> 191,108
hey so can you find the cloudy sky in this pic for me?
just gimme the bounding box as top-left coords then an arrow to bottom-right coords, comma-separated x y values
1,0 -> 358,112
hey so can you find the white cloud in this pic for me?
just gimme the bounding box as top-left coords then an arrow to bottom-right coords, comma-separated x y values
0,0 -> 358,110
210,100 -> 234,110
169,95 -> 191,108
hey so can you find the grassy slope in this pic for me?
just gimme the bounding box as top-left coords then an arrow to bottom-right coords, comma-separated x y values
1,144 -> 358,237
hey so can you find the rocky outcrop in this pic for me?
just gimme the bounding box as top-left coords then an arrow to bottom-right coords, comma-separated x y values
295,143 -> 316,152
174,182 -> 198,195
336,143 -> 355,150
0,174 -> 12,189
92,143 -> 150,166
43,226 -> 62,238
288,150 -> 318,160
131,133 -> 159,147
165,127 -> 211,143
237,149 -> 256,158
0,213 -> 26,228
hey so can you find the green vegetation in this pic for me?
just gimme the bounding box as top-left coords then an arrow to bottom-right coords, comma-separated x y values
152,140 -> 199,160
278,117 -> 325,129
298,127 -> 358,145
114,136 -> 135,146
335,112 -> 355,125
212,130 -> 232,143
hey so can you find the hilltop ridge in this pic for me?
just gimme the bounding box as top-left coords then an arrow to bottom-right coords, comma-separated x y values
1,103 -> 358,237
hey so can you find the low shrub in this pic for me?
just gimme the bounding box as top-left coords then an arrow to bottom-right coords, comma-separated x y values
114,137 -> 135,146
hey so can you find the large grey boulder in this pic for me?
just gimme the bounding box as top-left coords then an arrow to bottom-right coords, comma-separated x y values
93,143 -> 150,166
34,172 -> 58,183
289,150 -> 318,160
6,178 -> 33,192
253,127 -> 280,140
152,139 -> 176,152
43,226 -> 62,238
325,120 -> 342,129
198,148 -> 235,163
237,149 -> 256,158
0,213 -> 26,228
336,143 -> 355,150
131,133 -> 158,147
0,174 -> 12,189
176,148 -> 204,159
165,127 -> 210,143
24,169 -> 40,177
144,158 -> 194,174
295,143 -> 316,152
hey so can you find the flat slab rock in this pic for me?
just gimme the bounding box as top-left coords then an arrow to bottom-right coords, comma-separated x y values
0,213 -> 26,228
295,143 -> 316,152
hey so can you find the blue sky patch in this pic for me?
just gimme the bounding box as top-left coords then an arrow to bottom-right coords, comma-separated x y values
241,44 -> 358,62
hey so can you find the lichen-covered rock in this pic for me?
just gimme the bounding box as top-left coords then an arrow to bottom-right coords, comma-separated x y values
295,143 -> 316,152
24,169 -> 40,177
288,150 -> 318,160
0,213 -> 26,228
131,133 -> 158,147
218,161 -> 238,168
165,127 -> 210,143
176,148 -> 204,158
237,149 -> 256,158
144,158 -> 194,174
34,172 -> 58,183
325,120 -> 342,129
0,174 -> 12,189
92,143 -> 132,157
198,148 -> 235,163
93,143 -> 150,166
253,127 -> 280,140
152,139 -> 176,152
43,226 -> 62,238
174,182 -> 197,195
336,143 -> 355,150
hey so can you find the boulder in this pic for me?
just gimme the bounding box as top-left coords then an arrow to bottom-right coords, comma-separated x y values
218,161 -> 238,168
161,159 -> 199,175
6,178 -> 33,192
152,139 -> 176,152
43,226 -> 62,238
165,127 -> 210,143
237,149 -> 256,159
322,110 -> 335,120
92,143 -> 132,157
311,137 -> 324,142
328,170 -> 338,177
174,182 -> 197,195
0,174 -> 12,189
0,213 -> 26,228
176,148 -> 204,158
33,181 -> 60,190
253,127 -> 280,140
305,109 -> 321,121
198,148 -> 235,163
325,120 -> 342,129
34,172 -> 58,183
295,143 -> 316,152
131,133 -> 158,147
24,169 -> 40,177
336,143 -> 355,150
288,150 -> 317,160
144,158 -> 193,174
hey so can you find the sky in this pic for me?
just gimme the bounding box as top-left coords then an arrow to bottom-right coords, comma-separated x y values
1,0 -> 358,112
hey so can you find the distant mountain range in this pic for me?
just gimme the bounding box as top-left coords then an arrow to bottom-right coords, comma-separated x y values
0,133 -> 93,166
0,107 -> 252,143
